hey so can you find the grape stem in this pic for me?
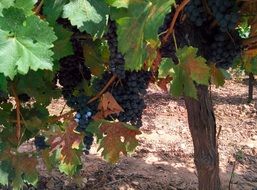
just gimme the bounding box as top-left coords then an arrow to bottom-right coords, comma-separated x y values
163,0 -> 190,43
11,84 -> 21,140
48,110 -> 75,124
87,74 -> 117,104
243,35 -> 257,47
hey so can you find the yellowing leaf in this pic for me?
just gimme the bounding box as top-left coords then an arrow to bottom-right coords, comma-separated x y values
170,46 -> 210,99
93,92 -> 124,120
210,64 -> 225,87
49,120 -> 83,164
87,120 -> 141,164
99,122 -> 141,163
157,77 -> 172,91
177,46 -> 210,85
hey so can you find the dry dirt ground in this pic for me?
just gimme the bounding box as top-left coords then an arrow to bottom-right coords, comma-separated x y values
18,77 -> 257,190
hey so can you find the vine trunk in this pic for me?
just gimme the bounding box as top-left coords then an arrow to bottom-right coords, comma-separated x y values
248,72 -> 255,103
184,85 -> 221,190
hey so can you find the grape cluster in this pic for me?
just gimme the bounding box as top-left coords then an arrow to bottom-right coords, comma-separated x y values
113,71 -> 150,127
73,107 -> 94,154
95,71 -> 151,127
83,133 -> 94,155
62,91 -> 97,153
58,55 -> 91,90
208,0 -> 239,32
105,20 -> 126,79
208,32 -> 241,69
184,0 -> 207,26
159,1 -> 242,70
18,93 -> 31,102
0,91 -> 7,103
34,135 -> 49,150
74,108 -> 92,132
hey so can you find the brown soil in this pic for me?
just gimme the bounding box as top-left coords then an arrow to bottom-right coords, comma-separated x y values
29,77 -> 257,190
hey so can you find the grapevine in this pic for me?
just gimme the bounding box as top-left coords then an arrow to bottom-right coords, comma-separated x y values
0,0 -> 255,190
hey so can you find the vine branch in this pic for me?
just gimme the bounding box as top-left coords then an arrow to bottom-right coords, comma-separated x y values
163,0 -> 190,43
48,110 -> 75,124
11,85 -> 21,140
35,0 -> 44,15
87,74 -> 117,104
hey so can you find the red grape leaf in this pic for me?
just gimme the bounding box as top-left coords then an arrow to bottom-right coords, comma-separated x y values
48,120 -> 83,164
157,76 -> 172,91
93,92 -> 124,120
87,121 -> 141,164
210,64 -> 225,87
0,149 -> 38,188
243,49 -> 257,74
99,122 -> 141,163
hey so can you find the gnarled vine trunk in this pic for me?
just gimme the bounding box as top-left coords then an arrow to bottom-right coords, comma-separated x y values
248,72 -> 255,103
184,85 -> 221,190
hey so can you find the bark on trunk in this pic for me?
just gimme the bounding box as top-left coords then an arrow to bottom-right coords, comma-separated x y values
184,85 -> 221,190
248,72 -> 255,103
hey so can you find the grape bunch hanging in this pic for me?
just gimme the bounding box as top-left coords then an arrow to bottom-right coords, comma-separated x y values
53,17 -> 152,154
160,0 -> 242,69
95,71 -> 151,128
105,20 -> 126,79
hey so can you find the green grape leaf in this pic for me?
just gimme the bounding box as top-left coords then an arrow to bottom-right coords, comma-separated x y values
170,46 -> 210,99
183,75 -> 197,98
0,103 -> 13,127
251,57 -> 257,74
87,120 -> 141,164
43,0 -> 69,26
63,0 -> 109,37
82,39 -> 107,76
241,49 -> 257,74
17,71 -> 61,105
170,64 -> 184,97
59,161 -> 81,176
0,152 -> 38,190
14,0 -> 37,15
0,161 -> 10,186
244,56 -> 257,74
19,15 -> 57,45
53,25 -> 74,60
0,8 -> 57,79
117,0 -> 175,70
105,0 -> 129,8
0,0 -> 14,16
20,104 -> 49,132
41,149 -> 58,171
0,7 -> 25,32
0,74 -> 7,92
15,157 -> 38,189
176,46 -> 210,85
158,58 -> 175,78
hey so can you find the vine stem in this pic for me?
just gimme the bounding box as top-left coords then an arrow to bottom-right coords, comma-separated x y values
11,85 -> 21,140
48,74 -> 117,124
48,110 -> 75,124
35,0 -> 44,15
163,0 -> 190,43
228,161 -> 236,190
87,74 -> 117,104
